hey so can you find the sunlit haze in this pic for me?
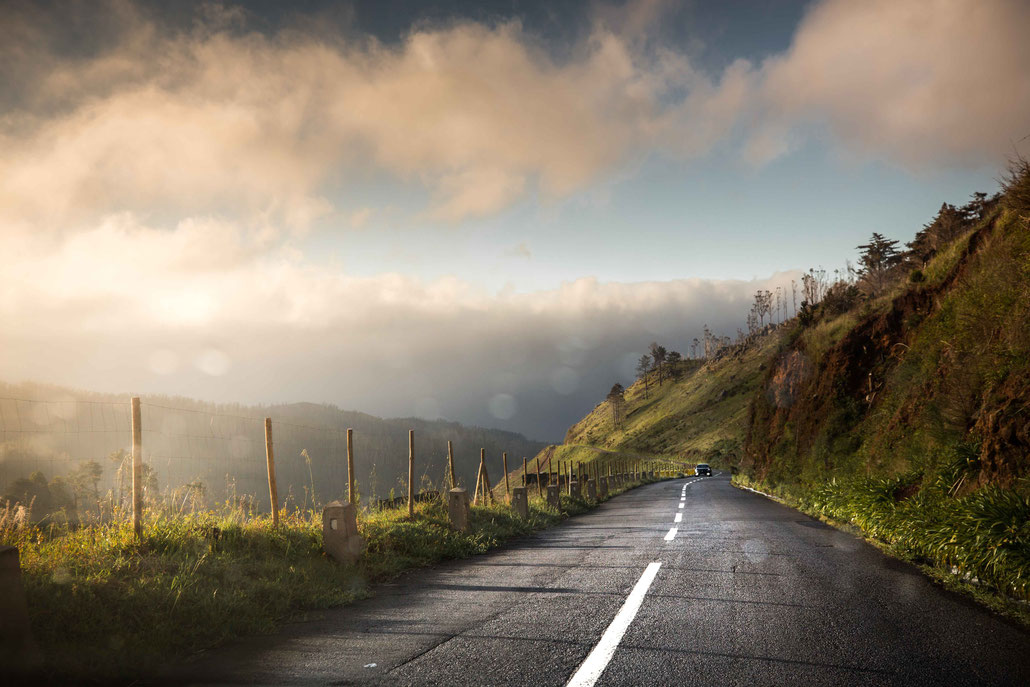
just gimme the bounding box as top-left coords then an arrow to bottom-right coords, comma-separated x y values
2,0 -> 1028,440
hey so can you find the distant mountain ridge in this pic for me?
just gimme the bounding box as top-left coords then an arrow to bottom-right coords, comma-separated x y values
0,380 -> 547,512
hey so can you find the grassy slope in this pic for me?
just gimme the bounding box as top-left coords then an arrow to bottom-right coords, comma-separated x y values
747,203 -> 1030,486
542,330 -> 785,469
3,478 -> 652,681
739,204 -> 1030,610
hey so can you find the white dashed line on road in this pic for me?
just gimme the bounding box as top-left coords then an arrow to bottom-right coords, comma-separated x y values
674,512 -> 682,523
565,562 -> 662,687
664,527 -> 678,541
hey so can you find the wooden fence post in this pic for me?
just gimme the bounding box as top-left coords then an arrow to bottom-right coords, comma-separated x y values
482,454 -> 494,506
131,397 -> 143,539
347,428 -> 356,505
407,430 -> 415,517
522,457 -> 528,488
548,455 -> 553,488
473,451 -> 485,505
447,441 -> 457,490
502,452 -> 510,500
265,417 -> 279,527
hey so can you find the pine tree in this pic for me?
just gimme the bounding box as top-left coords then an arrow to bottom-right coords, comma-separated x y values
856,233 -> 902,294
636,354 -> 652,399
648,342 -> 667,386
606,383 -> 626,429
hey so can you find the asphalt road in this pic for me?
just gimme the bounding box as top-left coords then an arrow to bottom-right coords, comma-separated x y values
173,475 -> 1030,686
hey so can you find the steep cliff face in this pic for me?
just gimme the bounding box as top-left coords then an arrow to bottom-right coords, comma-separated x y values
744,202 -> 1030,492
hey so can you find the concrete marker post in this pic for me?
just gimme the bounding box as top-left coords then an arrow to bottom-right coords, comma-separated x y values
546,484 -> 560,510
322,501 -> 364,564
511,486 -> 528,518
447,488 -> 470,531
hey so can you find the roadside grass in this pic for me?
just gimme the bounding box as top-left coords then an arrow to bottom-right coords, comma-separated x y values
2,476 -> 654,682
3,508 -> 355,681
731,473 -> 1030,627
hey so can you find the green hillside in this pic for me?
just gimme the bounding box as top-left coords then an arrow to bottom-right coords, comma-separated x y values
745,174 -> 1029,491
543,160 -> 1030,613
559,331 -> 784,466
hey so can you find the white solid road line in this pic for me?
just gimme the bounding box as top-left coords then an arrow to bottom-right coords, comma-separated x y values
565,562 -> 663,687
664,527 -> 678,541
674,512 -> 682,523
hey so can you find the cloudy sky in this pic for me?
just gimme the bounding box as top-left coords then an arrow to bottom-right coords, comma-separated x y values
1,0 -> 1028,441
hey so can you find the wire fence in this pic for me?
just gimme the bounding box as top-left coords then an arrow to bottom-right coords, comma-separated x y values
1,394 -> 675,528
0,395 -> 502,525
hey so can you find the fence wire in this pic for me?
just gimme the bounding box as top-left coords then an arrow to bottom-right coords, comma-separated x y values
0,395 -> 463,522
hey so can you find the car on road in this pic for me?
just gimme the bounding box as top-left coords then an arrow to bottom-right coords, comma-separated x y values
695,463 -> 712,476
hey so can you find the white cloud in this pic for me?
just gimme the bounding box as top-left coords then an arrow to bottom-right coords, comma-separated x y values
0,2 -> 753,232
757,0 -> 1030,167
0,215 -> 796,438
2,0 -> 1027,241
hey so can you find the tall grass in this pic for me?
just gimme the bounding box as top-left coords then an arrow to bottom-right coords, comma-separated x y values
734,474 -> 1030,604
1,473 -> 651,681
812,476 -> 1030,599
